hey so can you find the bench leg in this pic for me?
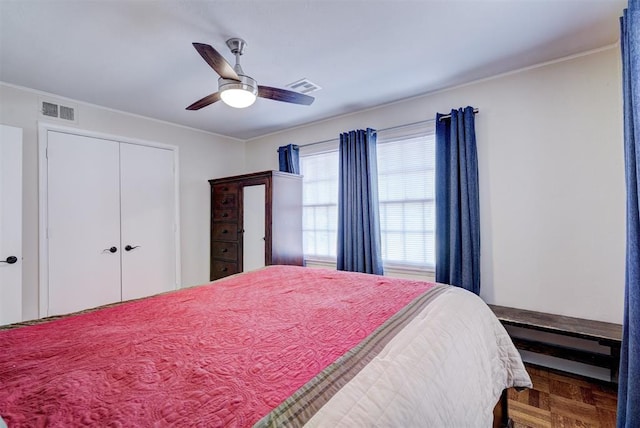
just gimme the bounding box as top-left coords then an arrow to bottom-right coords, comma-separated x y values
611,343 -> 621,383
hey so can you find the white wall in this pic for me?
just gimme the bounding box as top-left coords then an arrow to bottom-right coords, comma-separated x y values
0,83 -> 246,320
0,45 -> 626,327
244,46 -> 625,324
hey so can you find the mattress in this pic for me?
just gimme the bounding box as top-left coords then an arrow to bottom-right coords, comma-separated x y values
0,265 -> 531,427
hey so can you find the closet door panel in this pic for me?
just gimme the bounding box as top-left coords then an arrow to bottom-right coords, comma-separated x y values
47,131 -> 121,316
0,125 -> 23,324
120,143 -> 176,301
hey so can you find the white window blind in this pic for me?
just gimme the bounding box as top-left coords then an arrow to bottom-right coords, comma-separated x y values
377,122 -> 435,270
300,149 -> 339,259
300,121 -> 435,271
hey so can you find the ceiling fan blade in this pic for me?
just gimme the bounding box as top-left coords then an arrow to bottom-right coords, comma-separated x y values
258,86 -> 315,106
192,43 -> 240,81
186,92 -> 221,110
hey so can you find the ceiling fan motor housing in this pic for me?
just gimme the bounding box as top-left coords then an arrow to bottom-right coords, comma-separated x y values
218,75 -> 258,96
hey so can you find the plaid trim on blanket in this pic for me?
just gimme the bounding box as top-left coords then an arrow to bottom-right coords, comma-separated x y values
253,284 -> 449,428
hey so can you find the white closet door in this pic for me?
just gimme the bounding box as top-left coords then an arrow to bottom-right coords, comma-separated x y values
47,131 -> 122,316
243,184 -> 266,272
120,143 -> 176,300
0,125 -> 23,324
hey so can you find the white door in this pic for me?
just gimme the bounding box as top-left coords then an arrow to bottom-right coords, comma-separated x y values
47,131 -> 121,316
120,143 -> 176,300
0,125 -> 22,324
243,184 -> 266,272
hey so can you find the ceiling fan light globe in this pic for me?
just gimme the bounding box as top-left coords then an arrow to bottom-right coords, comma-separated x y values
221,88 -> 257,108
218,75 -> 258,109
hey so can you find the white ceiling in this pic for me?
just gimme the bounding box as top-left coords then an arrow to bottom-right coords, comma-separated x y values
0,0 -> 626,140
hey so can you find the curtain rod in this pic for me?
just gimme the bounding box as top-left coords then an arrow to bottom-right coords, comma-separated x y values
437,108 -> 479,121
287,108 -> 479,149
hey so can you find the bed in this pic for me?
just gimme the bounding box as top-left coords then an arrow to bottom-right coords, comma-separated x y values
0,265 -> 531,427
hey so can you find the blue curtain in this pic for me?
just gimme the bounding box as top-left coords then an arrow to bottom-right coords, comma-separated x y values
618,1 -> 639,426
435,106 -> 480,295
337,128 -> 384,275
278,144 -> 300,174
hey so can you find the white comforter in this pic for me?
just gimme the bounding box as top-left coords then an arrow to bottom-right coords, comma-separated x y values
305,287 -> 532,427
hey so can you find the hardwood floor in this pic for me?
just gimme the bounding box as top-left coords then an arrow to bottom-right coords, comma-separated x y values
508,364 -> 618,428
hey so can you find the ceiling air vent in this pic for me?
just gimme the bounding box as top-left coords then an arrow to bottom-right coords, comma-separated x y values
286,78 -> 322,94
42,101 -> 58,118
39,99 -> 78,123
59,105 -> 75,121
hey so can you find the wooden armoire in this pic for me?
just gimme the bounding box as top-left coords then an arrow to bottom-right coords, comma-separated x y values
209,170 -> 303,280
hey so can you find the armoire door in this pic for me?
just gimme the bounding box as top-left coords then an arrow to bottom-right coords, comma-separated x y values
242,184 -> 266,272
120,143 -> 176,300
47,131 -> 121,316
0,124 -> 23,324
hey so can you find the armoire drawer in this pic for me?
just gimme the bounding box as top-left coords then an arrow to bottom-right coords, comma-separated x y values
211,241 -> 238,261
212,184 -> 239,210
211,260 -> 239,280
211,208 -> 237,222
211,222 -> 239,241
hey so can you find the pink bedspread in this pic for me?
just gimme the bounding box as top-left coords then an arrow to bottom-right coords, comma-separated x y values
0,266 -> 434,427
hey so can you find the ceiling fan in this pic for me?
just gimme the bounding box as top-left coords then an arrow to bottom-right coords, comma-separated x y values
186,38 -> 315,110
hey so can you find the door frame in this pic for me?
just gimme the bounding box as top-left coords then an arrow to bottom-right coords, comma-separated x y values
38,122 -> 181,317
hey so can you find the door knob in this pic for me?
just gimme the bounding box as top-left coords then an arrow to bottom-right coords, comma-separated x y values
103,247 -> 118,253
0,256 -> 18,264
125,245 -> 140,252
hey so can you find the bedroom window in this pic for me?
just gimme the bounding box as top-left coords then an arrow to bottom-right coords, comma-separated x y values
377,127 -> 435,270
300,121 -> 435,271
300,150 -> 339,259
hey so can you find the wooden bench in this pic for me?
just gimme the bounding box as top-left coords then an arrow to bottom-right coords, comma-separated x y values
488,305 -> 623,383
